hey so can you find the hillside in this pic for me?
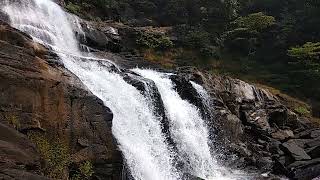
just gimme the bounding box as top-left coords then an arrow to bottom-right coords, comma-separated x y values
61,0 -> 320,117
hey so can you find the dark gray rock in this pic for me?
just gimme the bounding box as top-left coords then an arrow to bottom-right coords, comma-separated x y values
311,129 -> 320,138
257,156 -> 274,171
81,25 -> 111,49
287,158 -> 320,180
0,11 -> 9,23
294,128 -> 320,139
288,158 -> 320,169
268,140 -> 284,156
287,139 -> 311,149
271,129 -> 294,141
306,146 -> 320,158
77,137 -> 90,147
290,164 -> 320,180
282,141 -> 311,161
306,137 -> 320,148
268,108 -> 288,127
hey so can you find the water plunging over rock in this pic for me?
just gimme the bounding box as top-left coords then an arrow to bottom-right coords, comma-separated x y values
1,0 -> 237,179
1,0 -> 320,180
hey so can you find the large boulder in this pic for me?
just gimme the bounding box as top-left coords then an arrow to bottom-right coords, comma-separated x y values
282,141 -> 311,161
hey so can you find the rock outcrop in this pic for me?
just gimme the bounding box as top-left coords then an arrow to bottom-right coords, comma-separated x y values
174,67 -> 320,179
0,21 -> 122,179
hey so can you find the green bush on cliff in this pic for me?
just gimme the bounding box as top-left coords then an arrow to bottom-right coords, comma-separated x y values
199,46 -> 220,58
234,12 -> 275,31
174,25 -> 218,57
136,32 -> 173,50
66,2 -> 82,15
222,12 -> 275,55
27,132 -> 70,179
79,161 -> 94,179
71,161 -> 94,180
288,42 -> 320,61
294,106 -> 311,116
184,30 -> 211,49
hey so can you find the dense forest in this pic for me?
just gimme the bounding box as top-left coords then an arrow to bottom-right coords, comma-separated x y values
65,0 -> 320,116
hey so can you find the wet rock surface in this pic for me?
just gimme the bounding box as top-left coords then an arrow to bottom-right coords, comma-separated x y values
0,21 -> 121,179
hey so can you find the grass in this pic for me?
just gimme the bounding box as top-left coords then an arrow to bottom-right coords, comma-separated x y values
142,48 -> 177,68
294,106 -> 311,116
79,161 -> 94,179
27,131 -> 70,179
5,114 -> 20,130
71,161 -> 94,180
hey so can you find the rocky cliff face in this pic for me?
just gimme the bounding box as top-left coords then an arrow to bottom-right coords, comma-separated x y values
0,21 -> 122,179
1,15 -> 320,180
174,68 -> 320,179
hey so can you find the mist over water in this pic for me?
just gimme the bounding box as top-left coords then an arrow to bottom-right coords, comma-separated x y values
1,0 -> 245,179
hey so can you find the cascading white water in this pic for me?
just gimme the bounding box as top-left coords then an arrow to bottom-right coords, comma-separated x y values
190,81 -> 214,120
190,82 -> 211,109
2,0 -> 79,54
1,0 -> 245,179
1,1 -> 178,179
61,57 -> 180,180
133,69 -> 233,180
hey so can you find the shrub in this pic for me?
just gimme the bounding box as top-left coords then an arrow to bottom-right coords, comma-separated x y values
184,30 -> 211,48
79,161 -> 94,179
288,42 -> 320,61
71,161 -> 94,180
294,106 -> 311,116
157,36 -> 174,50
136,32 -> 173,50
66,2 -> 82,14
199,46 -> 220,58
234,12 -> 275,31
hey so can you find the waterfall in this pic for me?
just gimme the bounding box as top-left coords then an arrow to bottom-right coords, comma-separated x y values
2,1 -> 178,179
1,0 -> 243,179
133,69 -> 232,180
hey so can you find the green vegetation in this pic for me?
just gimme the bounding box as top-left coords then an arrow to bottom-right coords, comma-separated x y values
234,12 -> 275,31
288,42 -> 320,61
295,106 -> 311,116
79,161 -> 94,179
65,2 -> 81,15
5,114 -> 20,130
64,0 -> 235,24
136,32 -> 173,50
27,132 -> 70,179
63,0 -> 320,117
71,161 -> 94,180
